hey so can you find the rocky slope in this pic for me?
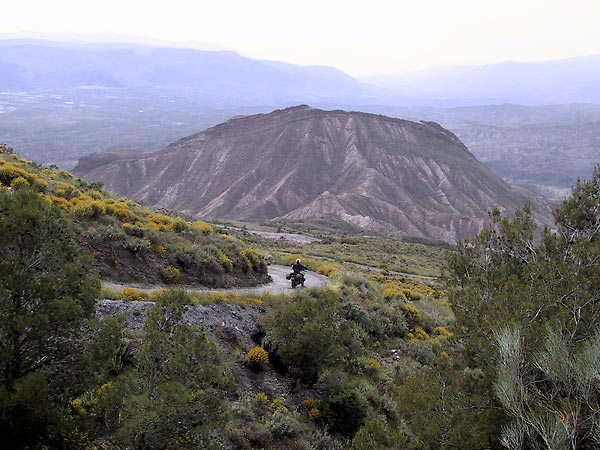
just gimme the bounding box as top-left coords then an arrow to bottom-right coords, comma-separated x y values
75,106 -> 552,243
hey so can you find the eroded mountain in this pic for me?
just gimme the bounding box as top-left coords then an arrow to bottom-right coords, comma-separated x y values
74,106 -> 552,243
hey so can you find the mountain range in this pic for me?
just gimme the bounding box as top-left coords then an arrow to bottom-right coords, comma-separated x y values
1,38 -> 599,200
0,39 -> 364,104
3,38 -> 600,105
74,106 -> 552,243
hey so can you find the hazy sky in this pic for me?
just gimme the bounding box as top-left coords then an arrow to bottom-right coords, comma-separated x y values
4,0 -> 600,76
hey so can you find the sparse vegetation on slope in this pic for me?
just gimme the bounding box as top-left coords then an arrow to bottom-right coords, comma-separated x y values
0,144 -> 268,287
9,143 -> 600,449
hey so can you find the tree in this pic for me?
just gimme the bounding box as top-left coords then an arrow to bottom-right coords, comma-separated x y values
446,205 -> 542,367
495,327 -> 600,450
446,168 -> 600,450
112,290 -> 232,449
0,189 -> 100,447
264,292 -> 366,384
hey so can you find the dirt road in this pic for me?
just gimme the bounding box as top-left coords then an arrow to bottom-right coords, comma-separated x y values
102,265 -> 329,296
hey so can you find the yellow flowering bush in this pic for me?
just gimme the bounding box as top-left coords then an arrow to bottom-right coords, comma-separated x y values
246,346 -> 269,369
408,327 -> 429,342
191,220 -> 214,235
401,303 -> 422,324
239,248 -> 261,271
10,176 -> 30,189
363,357 -> 382,371
434,326 -> 454,339
255,392 -> 269,405
118,287 -> 148,301
303,398 -> 321,419
218,252 -> 234,271
170,218 -> 189,233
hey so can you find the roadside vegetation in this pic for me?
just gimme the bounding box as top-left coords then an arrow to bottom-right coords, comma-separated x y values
0,144 -> 268,287
234,223 -> 451,278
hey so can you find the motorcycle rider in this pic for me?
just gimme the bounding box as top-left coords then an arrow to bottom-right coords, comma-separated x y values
290,258 -> 308,287
292,258 -> 307,274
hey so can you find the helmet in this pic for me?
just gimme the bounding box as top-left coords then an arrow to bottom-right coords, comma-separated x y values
296,259 -> 301,263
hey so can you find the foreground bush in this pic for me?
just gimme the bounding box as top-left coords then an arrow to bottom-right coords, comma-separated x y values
320,386 -> 368,437
0,189 -> 100,448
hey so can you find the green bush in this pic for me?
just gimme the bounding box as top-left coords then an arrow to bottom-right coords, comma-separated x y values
351,417 -> 414,450
173,243 -> 198,270
320,386 -> 368,437
264,293 -> 366,384
160,265 -> 181,284
123,237 -> 152,255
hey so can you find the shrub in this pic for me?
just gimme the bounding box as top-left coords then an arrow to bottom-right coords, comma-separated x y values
0,162 -> 34,186
246,346 -> 269,370
170,218 -> 189,233
160,265 -> 181,284
305,429 -> 348,450
265,409 -> 298,438
255,391 -> 269,405
218,251 -> 234,271
320,386 -> 368,437
123,237 -> 152,255
100,225 -> 127,241
112,204 -> 135,221
303,398 -> 321,420
71,199 -> 106,218
363,357 -> 382,372
10,176 -> 30,189
408,327 -> 428,342
266,295 -> 366,383
191,220 -> 213,235
239,247 -> 261,271
118,288 -> 147,301
382,283 -> 407,301
53,182 -> 81,200
401,303 -> 422,326
406,340 -> 436,366
122,222 -> 146,237
173,244 -> 198,270
148,213 -> 172,224
351,417 -> 413,450
152,243 -> 168,257
433,326 -> 454,339
85,189 -> 103,200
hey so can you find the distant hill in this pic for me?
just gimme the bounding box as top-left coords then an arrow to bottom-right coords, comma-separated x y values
363,54 -> 600,104
0,39 -> 365,103
363,104 -> 600,200
74,106 -> 552,243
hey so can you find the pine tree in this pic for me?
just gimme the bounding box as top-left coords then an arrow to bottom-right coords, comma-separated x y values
0,189 -> 100,447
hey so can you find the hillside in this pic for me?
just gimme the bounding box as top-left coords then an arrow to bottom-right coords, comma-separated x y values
367,103 -> 600,200
0,144 -> 268,287
75,105 -> 552,243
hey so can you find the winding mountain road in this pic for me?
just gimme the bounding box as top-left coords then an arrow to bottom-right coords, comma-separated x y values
102,265 -> 329,296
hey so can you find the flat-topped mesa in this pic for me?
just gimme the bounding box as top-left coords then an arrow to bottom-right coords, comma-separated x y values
74,105 -> 552,243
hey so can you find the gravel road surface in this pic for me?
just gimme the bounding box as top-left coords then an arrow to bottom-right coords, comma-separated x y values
102,265 -> 329,296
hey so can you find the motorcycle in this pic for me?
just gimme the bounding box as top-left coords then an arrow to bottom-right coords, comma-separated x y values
286,271 -> 305,288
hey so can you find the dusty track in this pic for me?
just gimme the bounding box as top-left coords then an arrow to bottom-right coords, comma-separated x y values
102,264 -> 329,296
